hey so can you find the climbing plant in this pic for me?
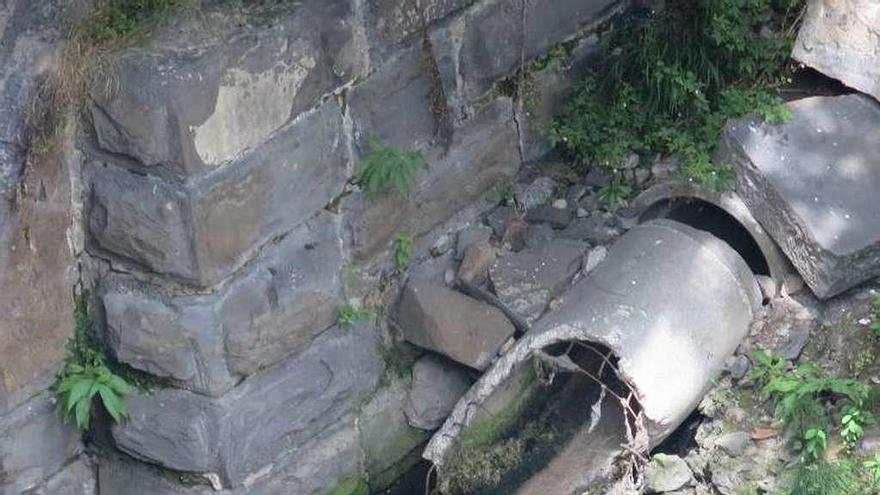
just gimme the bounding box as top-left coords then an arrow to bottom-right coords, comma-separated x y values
550,0 -> 804,190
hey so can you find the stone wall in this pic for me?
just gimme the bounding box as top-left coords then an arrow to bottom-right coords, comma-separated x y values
1,0 -> 621,493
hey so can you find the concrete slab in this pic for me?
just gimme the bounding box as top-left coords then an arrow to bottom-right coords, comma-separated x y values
719,94 -> 880,298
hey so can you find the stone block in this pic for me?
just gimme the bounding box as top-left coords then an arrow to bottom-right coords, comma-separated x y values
89,101 -> 348,286
347,98 -> 519,261
396,278 -> 515,370
792,0 -> 880,102
490,238 -> 587,322
350,44 -> 437,150
429,0 -> 617,114
404,354 -> 472,430
358,380 -> 430,489
91,1 -> 367,176
0,393 -> 81,493
112,323 -> 381,486
102,210 -> 344,393
28,457 -> 96,495
719,95 -> 880,298
368,0 -> 475,52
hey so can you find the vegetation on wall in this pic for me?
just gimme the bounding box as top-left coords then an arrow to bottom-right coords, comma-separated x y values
54,296 -> 133,431
549,0 -> 804,191
356,136 -> 427,200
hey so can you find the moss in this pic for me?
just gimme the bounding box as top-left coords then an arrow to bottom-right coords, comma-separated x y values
326,475 -> 369,495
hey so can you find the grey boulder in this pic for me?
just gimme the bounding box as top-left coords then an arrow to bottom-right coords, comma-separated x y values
404,354 -> 472,430
396,278 -> 515,370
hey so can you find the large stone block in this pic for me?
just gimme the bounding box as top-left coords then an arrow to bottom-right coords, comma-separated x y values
102,211 -> 344,394
89,101 -> 348,286
719,95 -> 880,298
91,1 -> 368,176
368,0 -> 475,52
349,44 -> 438,150
112,323 -> 382,486
27,457 -> 96,495
347,98 -> 519,261
0,393 -> 81,493
396,278 -> 515,370
429,0 -> 618,114
792,0 -> 880,102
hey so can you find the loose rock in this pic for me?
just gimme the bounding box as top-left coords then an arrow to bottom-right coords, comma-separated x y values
404,355 -> 472,430
646,454 -> 693,493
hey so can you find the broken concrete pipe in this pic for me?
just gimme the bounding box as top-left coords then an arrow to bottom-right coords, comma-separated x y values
423,219 -> 762,490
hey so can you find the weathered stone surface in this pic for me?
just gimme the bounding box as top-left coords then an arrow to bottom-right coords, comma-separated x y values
0,2 -> 81,414
455,225 -> 492,260
646,454 -> 693,493
348,98 -> 518,261
719,95 -> 880,298
516,177 -> 557,211
490,238 -> 586,322
429,0 -> 618,114
92,1 -> 367,176
560,212 -> 621,245
368,0 -> 474,51
396,278 -> 514,370
524,204 -> 572,229
792,0 -> 880,101
457,240 -> 496,285
102,211 -> 343,393
28,457 -> 96,495
351,44 -> 437,151
112,323 -> 381,485
359,380 -> 429,489
404,354 -> 472,430
90,101 -> 348,286
0,393 -> 81,493
98,452 -> 215,495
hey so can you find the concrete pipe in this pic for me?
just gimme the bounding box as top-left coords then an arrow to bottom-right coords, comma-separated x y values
423,219 -> 762,492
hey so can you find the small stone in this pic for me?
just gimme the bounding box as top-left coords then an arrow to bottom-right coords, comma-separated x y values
560,213 -> 621,245
583,246 -> 607,273
621,152 -> 639,169
517,177 -> 557,210
646,454 -> 693,493
485,206 -> 515,238
715,431 -> 751,457
501,217 -> 528,251
566,184 -> 588,203
551,198 -> 567,209
457,241 -> 496,286
724,355 -> 750,380
524,223 -> 556,250
585,168 -> 612,189
782,272 -> 805,296
576,207 -> 588,218
651,158 -> 678,180
524,204 -> 573,229
430,234 -> 452,257
635,167 -> 651,185
579,192 -> 599,212
455,225 -> 493,260
859,317 -> 872,326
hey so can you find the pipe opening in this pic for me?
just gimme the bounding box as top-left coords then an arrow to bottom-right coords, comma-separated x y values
639,198 -> 771,276
439,341 -> 646,494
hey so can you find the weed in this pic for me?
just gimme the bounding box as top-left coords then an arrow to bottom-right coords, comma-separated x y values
550,0 -> 802,189
394,235 -> 413,272
864,454 -> 880,489
54,296 -> 133,431
869,294 -> 880,338
800,428 -> 828,463
486,179 -> 516,207
783,460 -> 869,495
356,136 -> 426,200
840,405 -> 874,451
597,174 -> 632,210
337,303 -> 372,327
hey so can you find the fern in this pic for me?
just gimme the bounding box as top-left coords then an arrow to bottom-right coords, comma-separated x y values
356,136 -> 426,200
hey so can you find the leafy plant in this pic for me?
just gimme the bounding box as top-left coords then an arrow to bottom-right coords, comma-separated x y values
801,428 -> 828,463
550,0 -> 802,189
486,179 -> 516,206
56,361 -> 133,430
394,235 -> 413,271
840,405 -> 873,450
337,303 -> 372,327
356,136 -> 426,200
597,174 -> 632,210
869,294 -> 880,338
784,460 -> 869,495
54,296 -> 133,431
864,454 -> 880,488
